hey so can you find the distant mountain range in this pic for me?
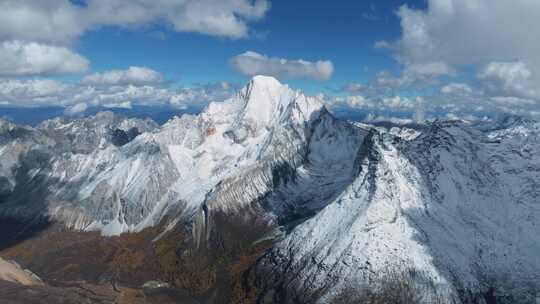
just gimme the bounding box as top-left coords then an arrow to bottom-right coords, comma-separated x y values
0,105 -> 202,126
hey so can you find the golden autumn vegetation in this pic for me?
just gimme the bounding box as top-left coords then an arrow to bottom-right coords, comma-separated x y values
0,208 -> 277,303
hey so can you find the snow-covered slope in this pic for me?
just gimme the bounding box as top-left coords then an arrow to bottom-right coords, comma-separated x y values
255,119 -> 540,303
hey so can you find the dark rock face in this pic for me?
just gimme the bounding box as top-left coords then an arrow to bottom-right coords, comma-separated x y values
111,127 -> 141,147
0,176 -> 12,203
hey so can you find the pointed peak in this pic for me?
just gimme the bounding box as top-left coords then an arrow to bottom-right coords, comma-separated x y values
248,75 -> 283,91
203,75 -> 324,132
497,114 -> 535,127
0,118 -> 17,132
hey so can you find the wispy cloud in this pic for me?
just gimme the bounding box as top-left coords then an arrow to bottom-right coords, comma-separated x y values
0,77 -> 237,111
230,51 -> 334,81
82,67 -> 165,86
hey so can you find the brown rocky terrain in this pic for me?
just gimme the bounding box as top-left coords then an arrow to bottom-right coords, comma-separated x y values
0,208 -> 276,304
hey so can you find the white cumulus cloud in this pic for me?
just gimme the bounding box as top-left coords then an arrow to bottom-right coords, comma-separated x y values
103,101 -> 133,109
478,61 -> 539,100
0,41 -> 89,76
406,62 -> 455,78
382,96 -> 417,109
64,102 -> 88,116
0,1 -> 84,44
342,83 -> 367,93
0,78 -> 68,105
374,0 -> 540,111
0,77 -> 237,111
0,1 -> 271,77
393,0 -> 540,67
375,62 -> 455,90
0,0 -> 270,43
230,51 -> 334,81
82,66 -> 165,86
163,0 -> 269,39
441,83 -> 473,95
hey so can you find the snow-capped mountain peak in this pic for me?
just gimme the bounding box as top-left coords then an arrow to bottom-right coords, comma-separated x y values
0,76 -> 334,235
202,75 -> 323,135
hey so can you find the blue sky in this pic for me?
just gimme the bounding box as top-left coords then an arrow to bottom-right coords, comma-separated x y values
76,0 -> 418,91
1,0 -> 540,123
